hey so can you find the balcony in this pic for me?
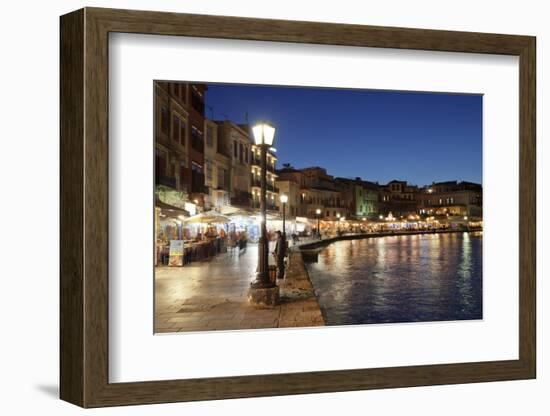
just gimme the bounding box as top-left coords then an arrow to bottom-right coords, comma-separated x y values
191,136 -> 204,153
191,172 -> 208,194
251,156 -> 276,172
250,178 -> 278,193
156,174 -> 177,189
251,199 -> 278,211
250,175 -> 261,188
231,191 -> 252,207
251,155 -> 261,166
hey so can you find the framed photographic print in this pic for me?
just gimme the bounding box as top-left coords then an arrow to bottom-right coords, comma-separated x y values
60,7 -> 536,408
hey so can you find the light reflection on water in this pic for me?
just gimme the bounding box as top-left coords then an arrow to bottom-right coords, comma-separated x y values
304,232 -> 482,325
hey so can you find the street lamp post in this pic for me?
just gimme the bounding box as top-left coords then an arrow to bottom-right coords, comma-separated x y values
316,208 -> 321,239
280,194 -> 288,238
248,122 -> 279,307
279,194 -> 288,280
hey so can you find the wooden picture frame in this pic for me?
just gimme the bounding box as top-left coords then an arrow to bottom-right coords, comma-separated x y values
60,7 -> 536,408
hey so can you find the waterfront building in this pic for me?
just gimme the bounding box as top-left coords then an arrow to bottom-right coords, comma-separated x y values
379,180 -> 420,218
300,167 -> 347,220
186,84 -> 208,208
277,166 -> 348,220
251,139 -> 279,211
204,119 -> 231,210
154,81 -> 189,207
216,121 -> 253,209
276,178 -> 301,218
154,82 -> 209,210
335,177 -> 380,219
418,181 -> 482,217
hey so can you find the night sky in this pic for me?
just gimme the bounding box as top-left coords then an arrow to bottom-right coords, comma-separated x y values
204,83 -> 482,186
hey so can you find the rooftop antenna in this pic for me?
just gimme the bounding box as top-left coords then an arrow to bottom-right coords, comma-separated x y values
206,105 -> 214,119
221,112 -> 229,120
244,111 -> 249,124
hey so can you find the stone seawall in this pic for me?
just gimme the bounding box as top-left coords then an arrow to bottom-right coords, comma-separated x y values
278,249 -> 325,327
299,228 -> 482,251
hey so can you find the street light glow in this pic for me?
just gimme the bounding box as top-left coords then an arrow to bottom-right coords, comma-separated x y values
252,122 -> 276,146
280,194 -> 288,204
316,208 -> 321,215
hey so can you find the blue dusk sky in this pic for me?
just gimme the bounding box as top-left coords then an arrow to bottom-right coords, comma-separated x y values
204,83 -> 482,186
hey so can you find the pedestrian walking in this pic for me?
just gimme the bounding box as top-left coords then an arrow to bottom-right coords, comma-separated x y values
273,230 -> 286,279
238,231 -> 248,255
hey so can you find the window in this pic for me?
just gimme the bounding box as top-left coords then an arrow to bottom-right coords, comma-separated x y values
192,161 -> 203,173
233,141 -> 238,158
206,126 -> 214,147
155,148 -> 166,178
191,87 -> 205,114
205,158 -> 213,182
217,167 -> 225,189
239,143 -> 244,163
179,84 -> 186,102
171,115 -> 179,141
160,107 -> 169,134
244,146 -> 249,163
191,126 -> 203,152
179,161 -> 187,187
179,118 -> 186,147
170,114 -> 187,146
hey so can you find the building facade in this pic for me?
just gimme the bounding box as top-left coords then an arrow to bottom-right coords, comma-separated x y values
154,82 -> 209,211
379,180 -> 419,217
251,141 -> 279,211
215,121 -> 253,209
278,166 -> 349,220
418,181 -> 483,217
204,119 -> 231,210
335,177 -> 380,219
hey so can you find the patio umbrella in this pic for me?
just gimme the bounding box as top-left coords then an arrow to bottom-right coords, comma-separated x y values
183,211 -> 230,224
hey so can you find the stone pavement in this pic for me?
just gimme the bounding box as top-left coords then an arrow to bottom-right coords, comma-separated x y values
155,243 -> 325,333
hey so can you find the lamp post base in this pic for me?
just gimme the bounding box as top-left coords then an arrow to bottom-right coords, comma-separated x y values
248,283 -> 279,308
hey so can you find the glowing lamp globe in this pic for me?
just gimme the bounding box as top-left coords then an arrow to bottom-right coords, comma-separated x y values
252,122 -> 276,146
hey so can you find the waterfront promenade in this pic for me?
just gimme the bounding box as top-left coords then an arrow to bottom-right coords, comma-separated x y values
154,243 -> 325,333
155,228 -> 481,333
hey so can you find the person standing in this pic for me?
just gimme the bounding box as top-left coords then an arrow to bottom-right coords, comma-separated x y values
273,230 -> 286,279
